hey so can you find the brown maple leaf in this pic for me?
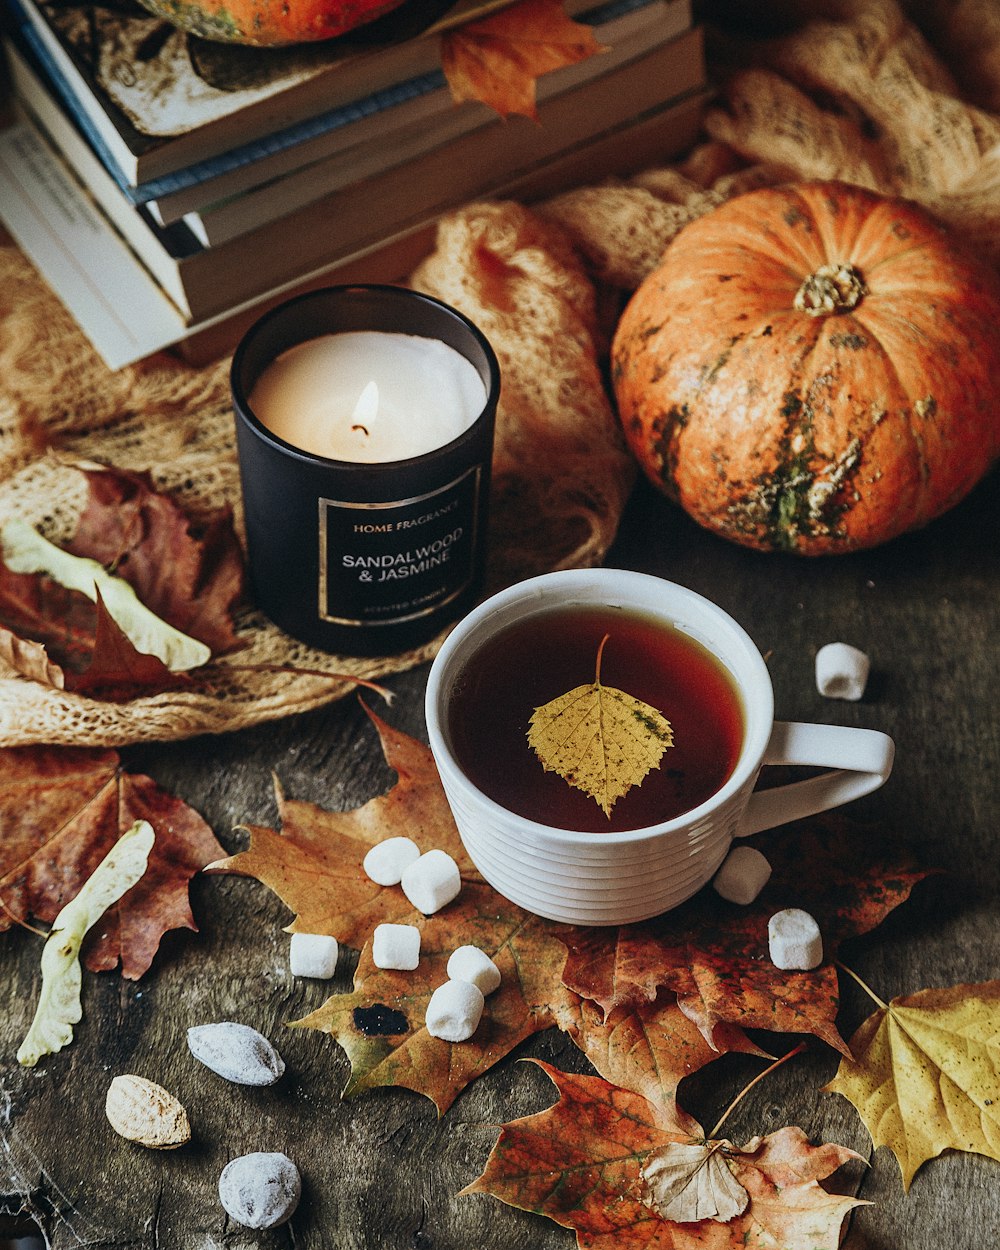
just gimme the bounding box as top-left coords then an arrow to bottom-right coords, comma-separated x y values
0,745 -> 224,978
466,1061 -> 866,1250
0,462 -> 245,700
214,709 -> 762,1115
441,0 -> 604,119
293,887 -> 574,1114
560,819 -> 931,1055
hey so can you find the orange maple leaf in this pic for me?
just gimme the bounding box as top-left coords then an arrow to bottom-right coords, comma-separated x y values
441,0 -> 605,119
561,819 -> 931,1055
466,1061 -> 866,1249
0,745 -> 223,978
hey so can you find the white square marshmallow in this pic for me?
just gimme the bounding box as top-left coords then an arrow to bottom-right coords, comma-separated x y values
713,846 -> 772,905
363,836 -> 421,886
815,642 -> 870,701
289,933 -> 339,979
447,945 -> 501,995
400,849 -> 461,915
767,908 -> 823,970
372,923 -> 421,971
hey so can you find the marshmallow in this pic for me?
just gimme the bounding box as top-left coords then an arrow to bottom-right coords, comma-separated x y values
712,846 -> 772,905
400,849 -> 461,915
815,642 -> 870,701
768,908 -> 823,970
447,945 -> 501,995
425,979 -> 485,1042
372,922 -> 422,970
289,932 -> 339,979
363,836 -> 421,886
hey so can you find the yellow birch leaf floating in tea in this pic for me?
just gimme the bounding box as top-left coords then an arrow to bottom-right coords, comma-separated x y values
527,634 -> 673,817
17,820 -> 155,1067
824,970 -> 1000,1189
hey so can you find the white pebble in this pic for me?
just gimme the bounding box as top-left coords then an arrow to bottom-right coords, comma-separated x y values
372,922 -> 421,970
425,979 -> 485,1042
815,642 -> 870,701
447,945 -> 501,995
289,932 -> 339,979
768,908 -> 824,970
713,846 -> 772,905
363,836 -> 421,886
400,848 -> 461,915
187,1022 -> 285,1086
218,1151 -> 301,1229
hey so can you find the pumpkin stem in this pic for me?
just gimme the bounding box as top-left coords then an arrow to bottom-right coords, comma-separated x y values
794,263 -> 867,316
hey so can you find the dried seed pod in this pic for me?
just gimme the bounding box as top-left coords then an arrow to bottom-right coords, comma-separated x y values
218,1151 -> 301,1229
187,1021 -> 285,1086
105,1074 -> 191,1149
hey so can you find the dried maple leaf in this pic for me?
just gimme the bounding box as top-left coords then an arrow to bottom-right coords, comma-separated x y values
0,462 -> 245,700
209,705 -> 481,945
293,889 -> 575,1114
0,745 -> 224,978
560,819 -> 931,1054
527,633 -> 673,817
441,0 -> 604,119
824,976 -> 1000,1189
466,1061 -> 866,1249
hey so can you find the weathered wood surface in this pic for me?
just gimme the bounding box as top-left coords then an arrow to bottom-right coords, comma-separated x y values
1,469 -> 998,1249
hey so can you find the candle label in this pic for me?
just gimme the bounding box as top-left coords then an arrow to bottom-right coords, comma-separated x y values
318,466 -> 483,627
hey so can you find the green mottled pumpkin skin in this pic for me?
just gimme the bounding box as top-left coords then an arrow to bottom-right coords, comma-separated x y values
611,181 -> 1000,554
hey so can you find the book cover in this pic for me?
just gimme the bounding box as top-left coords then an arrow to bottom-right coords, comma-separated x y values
5,0 -> 617,182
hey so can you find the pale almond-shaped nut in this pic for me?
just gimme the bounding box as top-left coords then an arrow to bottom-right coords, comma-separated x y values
187,1021 -> 285,1086
105,1074 -> 191,1149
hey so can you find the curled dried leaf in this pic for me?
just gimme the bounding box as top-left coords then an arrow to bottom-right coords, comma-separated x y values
641,1139 -> 750,1223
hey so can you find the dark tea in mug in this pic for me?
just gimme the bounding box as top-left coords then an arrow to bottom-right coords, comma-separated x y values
445,604 -> 745,833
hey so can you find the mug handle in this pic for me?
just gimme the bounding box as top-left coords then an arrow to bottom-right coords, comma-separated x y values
735,721 -> 894,838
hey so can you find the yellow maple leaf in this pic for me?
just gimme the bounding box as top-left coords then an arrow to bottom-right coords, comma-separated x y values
527,633 -> 673,817
440,0 -> 606,120
824,975 -> 1000,1189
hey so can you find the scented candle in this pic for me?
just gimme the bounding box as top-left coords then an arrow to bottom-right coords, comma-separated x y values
231,285 -> 499,656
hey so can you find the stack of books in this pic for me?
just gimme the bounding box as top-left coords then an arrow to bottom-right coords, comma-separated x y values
0,0 -> 705,368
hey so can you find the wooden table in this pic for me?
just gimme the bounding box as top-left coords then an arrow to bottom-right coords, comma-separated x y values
1,469 -> 998,1249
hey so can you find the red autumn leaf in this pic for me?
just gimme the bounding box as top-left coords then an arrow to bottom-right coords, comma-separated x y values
0,461 -> 245,700
441,0 -> 604,119
561,818 -> 931,1055
0,745 -> 224,978
466,1061 -> 866,1250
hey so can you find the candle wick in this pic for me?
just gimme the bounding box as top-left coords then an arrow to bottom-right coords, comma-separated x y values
350,380 -> 380,438
351,424 -> 370,437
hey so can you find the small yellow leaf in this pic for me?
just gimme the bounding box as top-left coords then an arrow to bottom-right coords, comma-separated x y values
824,980 -> 1000,1188
641,1138 -> 750,1223
527,634 -> 673,816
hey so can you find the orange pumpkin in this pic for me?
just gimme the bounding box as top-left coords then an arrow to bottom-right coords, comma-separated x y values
611,181 -> 1000,554
134,0 -> 411,45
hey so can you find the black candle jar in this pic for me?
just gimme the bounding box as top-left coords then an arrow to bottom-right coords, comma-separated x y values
231,285 -> 500,657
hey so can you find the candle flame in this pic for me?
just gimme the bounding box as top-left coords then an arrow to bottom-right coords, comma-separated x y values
350,380 -> 379,437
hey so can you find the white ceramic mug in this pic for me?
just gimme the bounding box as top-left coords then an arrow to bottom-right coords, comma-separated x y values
425,569 -> 894,926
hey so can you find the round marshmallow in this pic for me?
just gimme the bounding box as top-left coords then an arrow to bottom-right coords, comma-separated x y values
447,945 -> 501,995
425,979 -> 485,1042
363,836 -> 421,886
400,849 -> 461,915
